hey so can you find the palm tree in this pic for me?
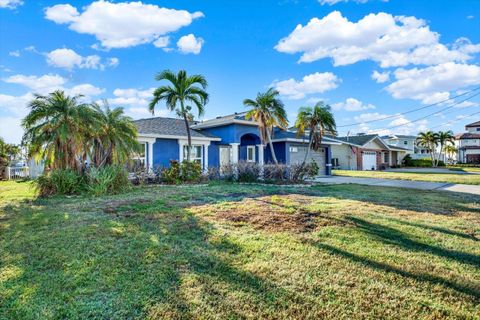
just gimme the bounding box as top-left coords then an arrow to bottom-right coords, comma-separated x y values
243,88 -> 288,164
416,131 -> 439,167
437,130 -> 455,166
22,90 -> 95,170
90,101 -> 141,167
444,145 -> 457,163
295,102 -> 336,166
149,70 -> 208,161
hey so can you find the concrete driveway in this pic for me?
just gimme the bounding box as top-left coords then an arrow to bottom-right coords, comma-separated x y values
313,176 -> 480,196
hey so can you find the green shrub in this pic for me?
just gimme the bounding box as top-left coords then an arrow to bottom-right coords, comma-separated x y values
402,155 -> 445,167
36,165 -> 130,197
236,161 -> 261,182
162,160 -> 202,184
86,165 -> 130,196
36,169 -> 84,196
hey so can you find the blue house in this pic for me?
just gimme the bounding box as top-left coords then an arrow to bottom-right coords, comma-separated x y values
134,112 -> 340,175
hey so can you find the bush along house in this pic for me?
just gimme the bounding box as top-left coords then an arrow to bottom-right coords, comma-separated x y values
133,112 -> 340,176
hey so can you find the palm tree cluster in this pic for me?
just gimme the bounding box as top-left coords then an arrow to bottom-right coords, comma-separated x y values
22,90 -> 141,171
416,130 -> 456,167
0,137 -> 20,164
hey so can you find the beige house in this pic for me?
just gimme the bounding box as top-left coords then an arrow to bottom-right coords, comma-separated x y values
330,134 -> 409,170
456,121 -> 480,163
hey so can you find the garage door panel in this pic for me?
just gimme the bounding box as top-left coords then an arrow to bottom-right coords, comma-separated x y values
289,145 -> 326,175
362,152 -> 377,170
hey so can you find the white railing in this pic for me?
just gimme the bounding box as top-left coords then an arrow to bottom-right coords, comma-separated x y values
5,167 -> 30,180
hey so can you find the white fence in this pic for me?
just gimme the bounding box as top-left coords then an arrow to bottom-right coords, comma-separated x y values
5,167 -> 30,180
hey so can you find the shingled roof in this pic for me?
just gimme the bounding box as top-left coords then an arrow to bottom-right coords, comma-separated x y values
134,117 -> 219,139
335,134 -> 378,146
456,133 -> 480,139
466,121 -> 480,128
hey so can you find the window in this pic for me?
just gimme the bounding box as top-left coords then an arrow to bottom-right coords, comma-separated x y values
247,146 -> 255,162
476,128 -> 480,132
404,141 -> 408,145
289,147 -> 298,153
383,152 -> 389,163
183,145 -> 202,164
131,143 -> 146,169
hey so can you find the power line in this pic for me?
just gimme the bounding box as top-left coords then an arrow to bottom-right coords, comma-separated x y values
337,86 -> 480,128
429,110 -> 480,130
363,91 -> 480,133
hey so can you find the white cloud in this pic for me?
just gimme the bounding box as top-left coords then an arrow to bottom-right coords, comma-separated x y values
9,50 -> 20,57
386,62 -> 480,103
177,34 -> 204,54
0,0 -> 23,9
352,112 -> 428,135
4,74 -> 67,93
153,36 -> 170,48
371,70 -> 390,83
332,98 -> 375,111
275,11 -> 479,67
0,116 -> 23,144
108,57 -> 119,67
46,48 -> 118,70
45,1 -> 204,49
467,15 -> 474,20
272,72 -> 340,100
0,92 -> 32,116
107,88 -> 173,118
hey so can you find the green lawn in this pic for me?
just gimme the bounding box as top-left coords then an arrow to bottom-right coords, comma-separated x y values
334,169 -> 480,185
1,181 -> 479,319
448,166 -> 480,173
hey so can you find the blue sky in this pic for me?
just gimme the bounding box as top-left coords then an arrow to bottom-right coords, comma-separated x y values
1,0 -> 479,143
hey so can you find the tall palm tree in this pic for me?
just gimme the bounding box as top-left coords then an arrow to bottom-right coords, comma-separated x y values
437,130 -> 455,166
243,88 -> 288,164
22,90 -> 95,170
416,131 -> 439,167
295,102 -> 336,166
90,101 -> 141,167
149,70 -> 208,161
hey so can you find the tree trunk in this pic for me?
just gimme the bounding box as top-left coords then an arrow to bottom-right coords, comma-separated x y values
181,100 -> 191,162
302,132 -> 314,166
265,128 -> 278,165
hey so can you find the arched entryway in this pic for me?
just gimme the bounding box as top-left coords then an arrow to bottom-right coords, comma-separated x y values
239,133 -> 262,163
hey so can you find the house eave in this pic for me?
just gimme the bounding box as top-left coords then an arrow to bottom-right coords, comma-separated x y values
138,133 -> 221,142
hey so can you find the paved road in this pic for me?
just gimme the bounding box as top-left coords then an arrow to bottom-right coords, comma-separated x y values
313,176 -> 480,196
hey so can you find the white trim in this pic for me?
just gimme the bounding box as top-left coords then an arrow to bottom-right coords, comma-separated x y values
256,144 -> 264,165
230,143 -> 239,164
138,133 -> 220,142
192,119 -> 259,129
246,145 -> 256,162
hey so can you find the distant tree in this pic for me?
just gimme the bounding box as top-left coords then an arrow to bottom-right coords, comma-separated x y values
444,145 -> 457,163
243,88 -> 288,164
22,91 -> 96,170
437,130 -> 455,166
416,131 -> 439,167
295,102 -> 336,167
149,70 -> 208,161
90,101 -> 141,167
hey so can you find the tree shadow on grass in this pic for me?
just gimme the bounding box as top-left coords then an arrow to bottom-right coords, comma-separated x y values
0,194 -> 304,319
344,216 -> 480,269
305,240 -> 480,300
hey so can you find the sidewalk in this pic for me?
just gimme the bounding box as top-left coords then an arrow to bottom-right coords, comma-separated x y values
313,176 -> 480,196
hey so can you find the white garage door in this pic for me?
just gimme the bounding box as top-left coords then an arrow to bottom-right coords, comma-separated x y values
289,145 -> 326,175
362,152 -> 377,170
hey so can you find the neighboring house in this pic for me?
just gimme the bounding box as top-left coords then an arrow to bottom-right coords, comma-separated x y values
134,112 -> 339,175
330,134 -> 409,170
382,134 -> 441,160
456,121 -> 480,163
